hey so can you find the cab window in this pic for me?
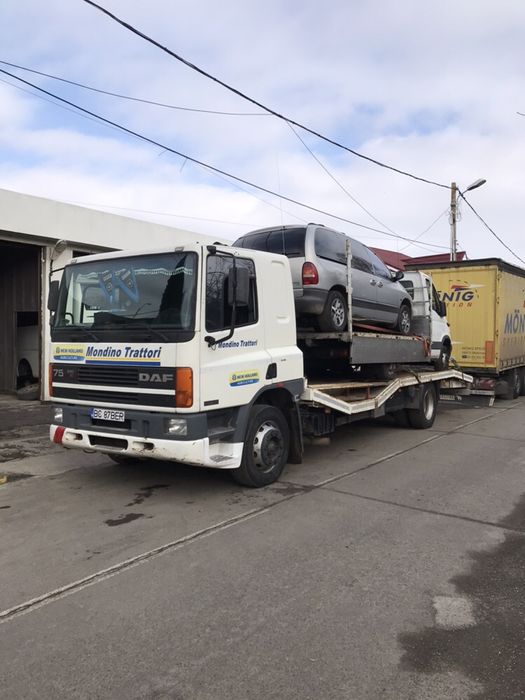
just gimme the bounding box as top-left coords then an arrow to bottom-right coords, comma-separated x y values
205,256 -> 258,332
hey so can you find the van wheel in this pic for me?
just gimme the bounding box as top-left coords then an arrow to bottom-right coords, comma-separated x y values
318,291 -> 348,332
232,405 -> 289,487
435,342 -> 451,370
396,303 -> 412,336
406,383 -> 438,429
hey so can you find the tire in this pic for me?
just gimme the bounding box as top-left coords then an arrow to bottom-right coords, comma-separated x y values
520,368 -> 525,397
406,383 -> 438,429
17,360 -> 34,390
317,291 -> 348,332
232,404 -> 290,487
16,382 -> 39,401
503,368 -> 520,400
396,302 -> 412,336
435,342 -> 451,371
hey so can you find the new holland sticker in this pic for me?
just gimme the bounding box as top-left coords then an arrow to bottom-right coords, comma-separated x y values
229,370 -> 260,387
53,344 -> 85,362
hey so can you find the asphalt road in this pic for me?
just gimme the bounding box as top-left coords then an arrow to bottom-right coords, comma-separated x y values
1,395 -> 525,699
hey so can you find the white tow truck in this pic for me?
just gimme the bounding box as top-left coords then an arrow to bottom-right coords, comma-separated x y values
48,242 -> 471,487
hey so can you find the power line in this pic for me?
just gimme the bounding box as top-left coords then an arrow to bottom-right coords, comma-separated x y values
81,0 -> 451,191
0,67 -> 449,249
399,208 -> 449,252
458,191 -> 525,265
287,122 -> 447,252
287,122 -> 402,238
0,59 -> 267,117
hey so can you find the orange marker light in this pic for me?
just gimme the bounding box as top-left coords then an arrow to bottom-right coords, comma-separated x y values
175,368 -> 193,408
48,363 -> 54,397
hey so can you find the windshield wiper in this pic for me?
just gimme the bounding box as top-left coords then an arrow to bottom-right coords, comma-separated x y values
143,326 -> 169,342
58,325 -> 100,341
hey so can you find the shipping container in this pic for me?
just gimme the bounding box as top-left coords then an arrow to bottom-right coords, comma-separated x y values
405,259 -> 525,399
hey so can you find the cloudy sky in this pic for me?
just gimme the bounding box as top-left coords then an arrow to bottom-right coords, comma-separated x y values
1,0 -> 524,262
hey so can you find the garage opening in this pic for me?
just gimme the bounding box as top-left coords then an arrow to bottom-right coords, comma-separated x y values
0,241 -> 41,393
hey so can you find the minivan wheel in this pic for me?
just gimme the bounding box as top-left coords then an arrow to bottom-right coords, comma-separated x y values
396,303 -> 412,336
318,291 -> 348,332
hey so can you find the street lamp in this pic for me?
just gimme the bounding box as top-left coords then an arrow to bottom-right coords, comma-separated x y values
450,179 -> 486,261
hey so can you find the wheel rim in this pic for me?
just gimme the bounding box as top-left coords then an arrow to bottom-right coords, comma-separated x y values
423,389 -> 435,420
331,297 -> 346,329
400,307 -> 411,334
252,420 -> 284,473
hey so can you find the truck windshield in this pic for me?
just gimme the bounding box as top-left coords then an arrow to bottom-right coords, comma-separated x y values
53,252 -> 198,341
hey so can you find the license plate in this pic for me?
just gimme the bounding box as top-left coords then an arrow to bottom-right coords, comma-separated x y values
91,408 -> 126,422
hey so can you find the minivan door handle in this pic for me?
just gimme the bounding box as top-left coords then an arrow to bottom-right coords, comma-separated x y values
369,279 -> 377,285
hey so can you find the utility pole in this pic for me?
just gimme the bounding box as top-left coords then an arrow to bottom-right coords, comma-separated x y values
449,178 -> 486,262
450,181 -> 457,262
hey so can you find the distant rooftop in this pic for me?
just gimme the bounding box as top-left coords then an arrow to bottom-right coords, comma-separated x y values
370,247 -> 466,270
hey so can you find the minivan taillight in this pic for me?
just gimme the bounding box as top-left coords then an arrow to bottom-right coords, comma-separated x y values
302,262 -> 319,285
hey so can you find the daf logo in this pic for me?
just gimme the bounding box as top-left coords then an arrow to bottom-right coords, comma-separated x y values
139,372 -> 174,383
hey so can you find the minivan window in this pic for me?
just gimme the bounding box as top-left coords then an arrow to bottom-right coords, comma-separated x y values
236,232 -> 268,251
235,227 -> 306,258
314,228 -> 347,264
371,255 -> 393,279
350,240 -> 374,274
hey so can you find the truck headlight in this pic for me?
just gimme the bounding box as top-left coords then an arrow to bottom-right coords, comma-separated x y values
54,408 -> 63,423
167,418 -> 187,436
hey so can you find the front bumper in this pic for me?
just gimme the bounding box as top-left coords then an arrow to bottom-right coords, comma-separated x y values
50,424 -> 243,469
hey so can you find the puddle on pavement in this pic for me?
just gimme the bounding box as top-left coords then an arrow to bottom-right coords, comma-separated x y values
125,484 -> 170,507
104,513 -> 148,527
398,493 -> 525,699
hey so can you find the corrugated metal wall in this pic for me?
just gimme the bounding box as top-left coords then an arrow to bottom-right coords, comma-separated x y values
0,241 -> 40,391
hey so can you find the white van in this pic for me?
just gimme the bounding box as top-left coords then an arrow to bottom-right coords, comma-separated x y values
400,270 -> 452,369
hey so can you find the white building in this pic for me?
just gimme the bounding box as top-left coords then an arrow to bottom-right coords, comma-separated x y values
0,188 -> 215,399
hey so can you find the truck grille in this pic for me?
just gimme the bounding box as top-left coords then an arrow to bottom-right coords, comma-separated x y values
77,365 -> 139,386
52,386 -> 175,407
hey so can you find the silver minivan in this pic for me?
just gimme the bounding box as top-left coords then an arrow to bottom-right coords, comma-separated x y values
233,224 -> 412,334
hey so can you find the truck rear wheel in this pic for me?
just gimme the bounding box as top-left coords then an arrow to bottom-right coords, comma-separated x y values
520,368 -> 525,397
406,383 -> 438,429
232,404 -> 290,487
503,368 -> 521,400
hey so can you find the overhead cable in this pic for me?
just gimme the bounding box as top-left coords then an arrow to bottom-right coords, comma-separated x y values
81,0 -> 450,190
458,191 -> 525,265
287,123 -> 402,238
0,59 -> 267,116
0,67 -> 449,248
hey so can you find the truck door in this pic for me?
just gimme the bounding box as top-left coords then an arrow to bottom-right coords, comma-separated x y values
200,253 -> 271,411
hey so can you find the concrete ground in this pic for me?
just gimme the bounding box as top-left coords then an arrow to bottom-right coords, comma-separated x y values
1,394 -> 524,699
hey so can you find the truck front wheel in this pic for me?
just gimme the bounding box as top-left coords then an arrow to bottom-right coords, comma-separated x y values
406,383 -> 438,429
232,405 -> 290,487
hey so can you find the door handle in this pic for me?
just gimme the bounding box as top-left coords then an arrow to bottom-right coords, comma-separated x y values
369,279 -> 377,285
377,281 -> 384,288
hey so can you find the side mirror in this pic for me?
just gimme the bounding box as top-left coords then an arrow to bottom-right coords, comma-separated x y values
439,300 -> 447,317
228,266 -> 250,307
47,280 -> 60,312
392,270 -> 404,282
